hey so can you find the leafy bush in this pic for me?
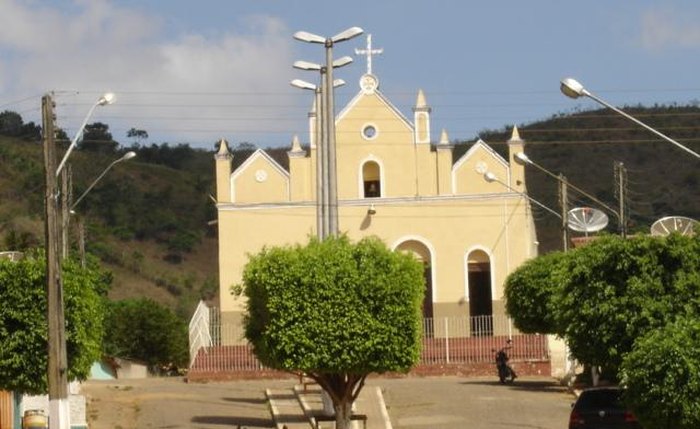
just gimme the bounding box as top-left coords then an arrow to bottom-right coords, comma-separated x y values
0,251 -> 108,394
621,317 -> 700,429
103,298 -> 188,370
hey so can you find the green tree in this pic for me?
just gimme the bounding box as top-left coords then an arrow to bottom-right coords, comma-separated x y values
103,298 -> 188,370
126,128 -> 149,145
0,251 -> 108,394
621,317 -> 700,429
238,236 -> 424,429
79,122 -> 118,154
504,250 -> 567,334
556,234 -> 700,375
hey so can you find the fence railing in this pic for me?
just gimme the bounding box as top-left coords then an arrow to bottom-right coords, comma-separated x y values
188,305 -> 549,374
188,301 -> 212,367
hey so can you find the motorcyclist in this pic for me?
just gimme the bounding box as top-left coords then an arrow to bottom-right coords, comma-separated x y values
494,339 -> 517,383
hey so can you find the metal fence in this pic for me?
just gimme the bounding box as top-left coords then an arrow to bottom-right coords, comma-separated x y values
188,304 -> 549,374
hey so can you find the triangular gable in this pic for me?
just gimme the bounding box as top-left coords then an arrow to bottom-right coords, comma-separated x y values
336,88 -> 413,131
451,139 -> 511,195
452,139 -> 509,173
231,149 -> 290,180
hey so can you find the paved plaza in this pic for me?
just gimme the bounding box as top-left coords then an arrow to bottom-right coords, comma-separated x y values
82,375 -> 572,428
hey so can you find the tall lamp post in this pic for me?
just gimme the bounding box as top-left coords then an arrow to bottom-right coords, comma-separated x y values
291,78 -> 345,239
560,77 -> 700,160
294,27 -> 364,237
42,91 -> 114,429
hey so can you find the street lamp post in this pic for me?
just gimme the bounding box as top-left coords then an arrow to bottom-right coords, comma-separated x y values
294,27 -> 363,237
514,152 -> 625,241
560,77 -> 700,160
70,151 -> 136,211
42,92 -> 114,429
483,171 -> 562,219
291,78 -> 345,239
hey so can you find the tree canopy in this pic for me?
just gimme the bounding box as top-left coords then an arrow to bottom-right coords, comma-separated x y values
556,234 -> 700,373
0,251 -> 108,394
238,235 -> 425,429
504,233 -> 700,424
504,250 -> 566,335
103,298 -> 189,370
620,316 -> 700,429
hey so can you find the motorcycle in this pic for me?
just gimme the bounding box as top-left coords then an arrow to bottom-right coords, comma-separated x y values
495,340 -> 517,384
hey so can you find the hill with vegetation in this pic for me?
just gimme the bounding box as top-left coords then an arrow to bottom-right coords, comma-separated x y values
0,105 -> 698,315
461,104 -> 700,252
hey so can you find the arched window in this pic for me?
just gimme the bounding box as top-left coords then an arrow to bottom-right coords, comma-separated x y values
362,161 -> 381,198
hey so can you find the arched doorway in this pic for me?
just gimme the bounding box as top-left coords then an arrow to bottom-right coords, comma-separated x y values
395,239 -> 433,322
467,249 -> 493,336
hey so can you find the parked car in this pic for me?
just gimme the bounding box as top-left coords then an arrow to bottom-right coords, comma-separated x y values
569,387 -> 642,429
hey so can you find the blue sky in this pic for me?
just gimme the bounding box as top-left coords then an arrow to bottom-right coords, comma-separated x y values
1,0 -> 700,149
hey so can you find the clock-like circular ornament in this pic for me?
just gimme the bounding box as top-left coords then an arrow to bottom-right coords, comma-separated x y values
475,161 -> 488,174
360,73 -> 379,93
255,169 -> 268,182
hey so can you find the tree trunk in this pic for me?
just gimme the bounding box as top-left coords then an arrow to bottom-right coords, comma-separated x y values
334,400 -> 353,429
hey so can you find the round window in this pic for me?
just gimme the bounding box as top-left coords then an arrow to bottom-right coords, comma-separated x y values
362,125 -> 377,139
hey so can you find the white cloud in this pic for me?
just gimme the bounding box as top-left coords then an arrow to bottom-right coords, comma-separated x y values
0,0 -> 301,148
640,7 -> 700,51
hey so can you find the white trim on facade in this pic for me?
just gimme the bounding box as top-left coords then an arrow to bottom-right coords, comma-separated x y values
229,149 -> 290,202
391,235 -> 437,304
358,155 -> 386,198
463,244 -> 497,304
451,139 -> 511,193
336,90 -> 414,132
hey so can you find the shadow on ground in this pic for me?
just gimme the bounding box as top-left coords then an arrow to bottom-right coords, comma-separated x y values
463,379 -> 567,394
223,396 -> 268,405
191,416 -> 273,426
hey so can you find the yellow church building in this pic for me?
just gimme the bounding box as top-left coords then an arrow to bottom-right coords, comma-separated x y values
213,47 -> 540,342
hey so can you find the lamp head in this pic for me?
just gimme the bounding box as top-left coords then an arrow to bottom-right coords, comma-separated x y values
122,151 -> 137,161
332,27 -> 364,43
332,56 -> 353,68
291,79 -> 317,91
484,172 -> 498,183
367,204 -> 376,215
98,92 -> 116,106
293,31 -> 326,44
293,60 -> 322,71
514,152 -> 532,164
560,78 -> 588,99
333,79 -> 346,88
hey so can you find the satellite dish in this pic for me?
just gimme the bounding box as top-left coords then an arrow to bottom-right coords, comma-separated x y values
567,207 -> 609,234
650,216 -> 698,237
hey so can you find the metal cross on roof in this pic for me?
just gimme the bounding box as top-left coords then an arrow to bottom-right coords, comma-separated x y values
355,34 -> 383,75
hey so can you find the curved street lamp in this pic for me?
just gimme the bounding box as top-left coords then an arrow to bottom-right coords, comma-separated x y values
560,77 -> 700,160
71,151 -> 136,211
483,171 -> 561,219
56,92 -> 116,176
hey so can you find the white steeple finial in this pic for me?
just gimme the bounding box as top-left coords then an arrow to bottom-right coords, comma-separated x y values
355,34 -> 383,75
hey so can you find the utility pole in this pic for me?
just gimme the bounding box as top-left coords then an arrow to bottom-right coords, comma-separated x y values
615,162 -> 628,238
61,165 -> 72,260
559,173 -> 569,252
43,93 -> 70,429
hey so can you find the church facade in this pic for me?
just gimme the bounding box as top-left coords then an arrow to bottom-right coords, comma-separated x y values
213,40 -> 539,339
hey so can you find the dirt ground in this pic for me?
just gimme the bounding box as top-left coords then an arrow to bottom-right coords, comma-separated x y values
82,375 -> 573,429
82,377 -> 291,429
